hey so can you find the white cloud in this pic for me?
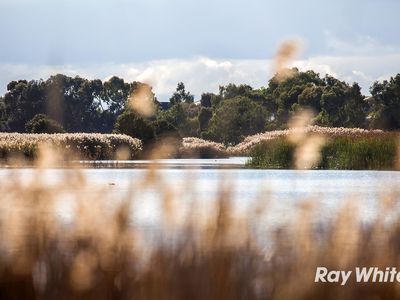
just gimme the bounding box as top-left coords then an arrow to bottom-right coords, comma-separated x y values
294,54 -> 400,93
1,54 -> 399,101
323,31 -> 400,56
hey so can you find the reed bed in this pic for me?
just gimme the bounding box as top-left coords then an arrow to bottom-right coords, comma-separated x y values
179,137 -> 227,158
1,127 -> 392,163
228,126 -> 389,156
0,133 -> 142,162
180,126 -> 396,165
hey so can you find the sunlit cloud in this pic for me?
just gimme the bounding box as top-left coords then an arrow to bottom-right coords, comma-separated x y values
1,53 -> 399,101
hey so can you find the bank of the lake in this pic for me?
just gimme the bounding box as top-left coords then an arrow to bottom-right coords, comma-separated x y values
78,157 -> 249,169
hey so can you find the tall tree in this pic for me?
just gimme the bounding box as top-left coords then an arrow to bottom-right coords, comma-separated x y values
316,77 -> 367,128
102,76 -> 131,116
200,93 -> 212,108
265,69 -> 323,126
219,83 -> 253,100
44,74 -> 101,132
264,69 -> 367,128
1,74 -> 156,134
25,114 -> 65,133
169,82 -> 194,105
114,110 -> 155,143
0,96 -> 6,131
204,97 -> 271,145
198,107 -> 213,133
3,79 -> 45,132
368,74 -> 400,129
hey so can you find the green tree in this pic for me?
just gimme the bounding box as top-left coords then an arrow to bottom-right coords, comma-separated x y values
265,69 -> 367,128
297,84 -> 323,111
3,80 -> 46,132
114,110 -> 155,143
44,74 -> 104,132
198,107 -> 212,133
169,82 -> 194,105
102,76 -> 130,115
153,119 -> 180,139
316,78 -> 367,128
157,103 -> 186,127
25,114 -> 65,133
157,102 -> 200,137
1,75 -> 157,134
265,69 -> 323,126
368,74 -> 400,129
205,97 -> 270,145
219,84 -> 253,100
200,93 -> 212,108
0,97 -> 6,131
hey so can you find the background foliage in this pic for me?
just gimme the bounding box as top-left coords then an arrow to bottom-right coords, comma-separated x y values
1,71 -> 399,146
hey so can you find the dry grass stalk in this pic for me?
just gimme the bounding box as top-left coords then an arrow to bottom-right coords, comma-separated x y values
0,133 -> 142,164
0,151 -> 400,299
273,39 -> 302,82
129,84 -> 156,117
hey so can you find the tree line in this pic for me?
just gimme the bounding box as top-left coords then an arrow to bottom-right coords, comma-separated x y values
0,69 -> 399,145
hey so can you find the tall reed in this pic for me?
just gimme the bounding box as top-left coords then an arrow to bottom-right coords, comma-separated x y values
248,135 -> 398,170
0,133 -> 142,163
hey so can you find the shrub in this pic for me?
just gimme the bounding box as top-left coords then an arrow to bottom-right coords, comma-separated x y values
25,114 -> 65,133
198,107 -> 213,132
153,119 -> 181,139
248,139 -> 294,169
114,110 -> 155,143
206,97 -> 270,145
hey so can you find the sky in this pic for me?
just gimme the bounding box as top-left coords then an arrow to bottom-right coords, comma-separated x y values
0,0 -> 399,100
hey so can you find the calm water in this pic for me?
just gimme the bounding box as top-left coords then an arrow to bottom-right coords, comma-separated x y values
1,158 -> 400,229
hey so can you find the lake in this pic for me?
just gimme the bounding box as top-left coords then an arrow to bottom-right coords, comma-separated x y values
1,158 -> 399,231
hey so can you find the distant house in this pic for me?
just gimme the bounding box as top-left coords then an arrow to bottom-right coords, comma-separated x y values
159,102 -> 170,110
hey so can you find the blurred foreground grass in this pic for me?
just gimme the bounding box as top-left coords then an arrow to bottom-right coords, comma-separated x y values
0,161 -> 400,300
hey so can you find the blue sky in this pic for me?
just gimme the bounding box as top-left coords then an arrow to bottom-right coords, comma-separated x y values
0,0 -> 399,100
